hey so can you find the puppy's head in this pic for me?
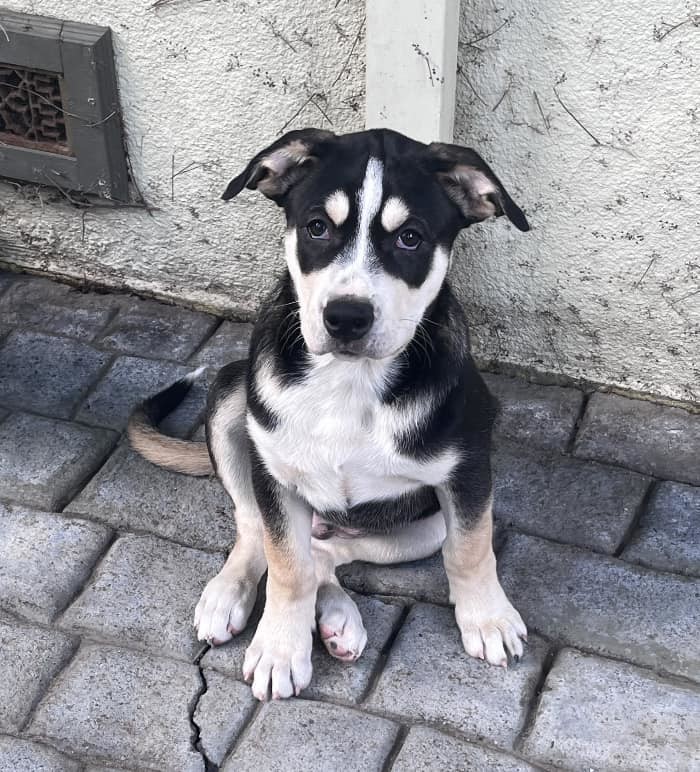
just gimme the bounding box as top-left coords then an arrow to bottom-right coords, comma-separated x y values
223,128 -> 529,360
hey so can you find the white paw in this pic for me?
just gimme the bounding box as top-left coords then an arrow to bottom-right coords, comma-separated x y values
243,610 -> 314,701
316,583 -> 367,662
194,570 -> 259,645
453,581 -> 527,667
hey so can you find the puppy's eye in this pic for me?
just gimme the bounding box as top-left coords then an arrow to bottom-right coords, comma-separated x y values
396,228 -> 422,250
306,219 -> 329,240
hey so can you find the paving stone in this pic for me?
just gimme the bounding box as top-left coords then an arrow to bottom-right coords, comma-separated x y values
338,553 -> 450,605
222,699 -> 398,771
194,669 -> 256,765
0,331 -> 110,418
0,277 -> 118,341
365,604 -> 549,749
0,504 -> 111,624
66,444 -> 234,551
75,355 -> 207,435
0,615 -> 75,733
0,736 -> 80,772
0,271 -> 16,294
189,320 -> 252,367
28,644 -> 204,771
493,442 -> 650,553
98,297 -> 217,361
499,533 -> 700,680
0,412 -> 116,510
203,592 -> 404,704
393,726 -> 538,772
623,482 -> 700,576
522,648 -> 700,771
574,392 -> 700,485
483,373 -> 584,451
62,533 -> 224,659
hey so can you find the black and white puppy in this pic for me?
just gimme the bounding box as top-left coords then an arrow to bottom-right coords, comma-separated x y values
129,127 -> 530,702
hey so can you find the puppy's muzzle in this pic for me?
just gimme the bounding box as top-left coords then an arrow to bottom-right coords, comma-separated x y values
323,297 -> 374,342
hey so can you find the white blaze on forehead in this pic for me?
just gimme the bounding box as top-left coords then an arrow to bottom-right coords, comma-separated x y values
324,190 -> 350,226
380,196 -> 410,232
354,157 -> 384,265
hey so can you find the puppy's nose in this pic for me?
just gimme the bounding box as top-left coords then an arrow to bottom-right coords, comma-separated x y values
323,297 -> 374,341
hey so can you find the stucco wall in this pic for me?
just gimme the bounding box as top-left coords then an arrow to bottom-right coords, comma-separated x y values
0,0 -> 365,315
453,0 -> 699,403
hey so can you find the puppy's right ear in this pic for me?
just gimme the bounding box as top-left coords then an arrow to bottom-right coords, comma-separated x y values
222,128 -> 335,204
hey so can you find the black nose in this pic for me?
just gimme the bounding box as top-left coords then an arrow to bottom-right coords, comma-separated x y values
323,297 -> 374,342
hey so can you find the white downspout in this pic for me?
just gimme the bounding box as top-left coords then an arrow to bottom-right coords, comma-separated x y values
365,0 -> 461,144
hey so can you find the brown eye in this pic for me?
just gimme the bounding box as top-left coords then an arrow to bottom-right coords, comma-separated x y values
306,219 -> 329,239
396,228 -> 422,250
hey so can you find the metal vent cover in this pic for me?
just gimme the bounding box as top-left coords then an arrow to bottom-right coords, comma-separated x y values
0,10 -> 128,201
0,66 -> 69,154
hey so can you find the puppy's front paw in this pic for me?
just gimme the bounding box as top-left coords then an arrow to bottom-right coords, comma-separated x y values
194,570 -> 258,646
453,579 -> 527,667
317,583 -> 367,662
243,611 -> 313,700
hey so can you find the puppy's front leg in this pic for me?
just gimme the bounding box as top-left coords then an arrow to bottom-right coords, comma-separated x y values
243,468 -> 316,701
438,468 -> 527,667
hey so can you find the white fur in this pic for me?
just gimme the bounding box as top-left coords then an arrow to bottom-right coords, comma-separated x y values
380,196 -> 410,232
324,190 -> 350,226
247,353 -> 460,513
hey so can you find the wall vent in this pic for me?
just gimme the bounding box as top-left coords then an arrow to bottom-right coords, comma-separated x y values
0,10 -> 128,201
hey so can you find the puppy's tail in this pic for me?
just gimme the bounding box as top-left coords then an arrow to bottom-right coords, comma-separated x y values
127,367 -> 214,477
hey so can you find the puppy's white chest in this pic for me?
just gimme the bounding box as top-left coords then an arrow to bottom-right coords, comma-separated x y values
248,357 -> 455,511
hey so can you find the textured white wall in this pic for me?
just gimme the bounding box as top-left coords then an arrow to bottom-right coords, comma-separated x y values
0,0 -> 366,317
452,0 -> 699,403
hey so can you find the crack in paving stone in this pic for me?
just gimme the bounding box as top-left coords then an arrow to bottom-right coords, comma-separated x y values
189,647 -> 219,772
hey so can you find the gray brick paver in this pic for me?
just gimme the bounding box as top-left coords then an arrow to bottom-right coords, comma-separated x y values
0,505 -> 111,624
522,649 -> 700,771
65,444 -> 235,551
0,412 -> 116,510
365,604 -> 549,749
189,320 -> 252,367
0,331 -> 110,419
221,699 -> 398,771
484,373 -> 584,451
0,277 -> 119,341
493,442 -> 649,553
202,592 -> 405,703
28,644 -> 204,771
499,532 -> 700,680
0,736 -> 80,772
623,481 -> 700,576
574,392 -> 700,484
98,298 -> 217,361
194,669 -> 257,766
61,533 -> 224,659
0,615 -> 76,733
393,726 -> 539,771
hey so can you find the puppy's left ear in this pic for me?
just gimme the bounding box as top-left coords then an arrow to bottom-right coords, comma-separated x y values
222,128 -> 335,205
426,142 -> 530,232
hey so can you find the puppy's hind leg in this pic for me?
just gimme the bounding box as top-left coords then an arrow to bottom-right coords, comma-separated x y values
312,511 -> 446,661
194,363 -> 267,645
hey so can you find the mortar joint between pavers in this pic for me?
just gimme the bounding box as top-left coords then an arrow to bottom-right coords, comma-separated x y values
55,432 -> 120,513
218,699 -> 265,768
380,724 -> 409,772
68,351 -> 119,423
511,643 -> 559,755
358,602 -> 412,706
613,478 -> 658,558
186,317 -> 226,365
564,389 -> 591,454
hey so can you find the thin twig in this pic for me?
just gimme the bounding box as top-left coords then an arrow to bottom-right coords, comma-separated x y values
41,171 -> 92,208
534,90 -> 551,134
261,16 -> 297,53
492,74 -> 513,112
309,96 -> 333,125
463,75 -> 489,107
654,14 -> 700,41
466,17 -> 510,47
553,84 -> 601,144
0,81 -> 116,127
634,256 -> 657,288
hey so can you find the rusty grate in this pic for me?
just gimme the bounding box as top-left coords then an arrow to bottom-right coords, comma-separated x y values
0,65 -> 71,155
